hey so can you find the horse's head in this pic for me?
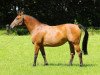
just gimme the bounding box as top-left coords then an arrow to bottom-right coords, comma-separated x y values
10,11 -> 24,28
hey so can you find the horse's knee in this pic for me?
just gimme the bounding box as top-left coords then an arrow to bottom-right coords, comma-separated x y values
74,44 -> 81,52
78,51 -> 82,57
70,52 -> 75,56
76,49 -> 82,55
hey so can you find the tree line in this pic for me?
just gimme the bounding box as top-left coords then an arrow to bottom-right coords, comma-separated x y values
0,0 -> 100,28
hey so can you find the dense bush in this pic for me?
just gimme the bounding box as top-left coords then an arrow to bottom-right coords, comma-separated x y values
0,0 -> 100,34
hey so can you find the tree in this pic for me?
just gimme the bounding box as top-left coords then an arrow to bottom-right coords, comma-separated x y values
0,0 -> 100,29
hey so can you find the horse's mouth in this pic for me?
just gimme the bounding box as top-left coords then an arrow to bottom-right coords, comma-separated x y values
10,25 -> 14,29
19,22 -> 22,25
18,20 -> 23,25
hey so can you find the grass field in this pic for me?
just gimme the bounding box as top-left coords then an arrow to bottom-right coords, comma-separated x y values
0,30 -> 100,75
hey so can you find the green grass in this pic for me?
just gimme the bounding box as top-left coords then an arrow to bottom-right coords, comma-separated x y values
0,30 -> 100,75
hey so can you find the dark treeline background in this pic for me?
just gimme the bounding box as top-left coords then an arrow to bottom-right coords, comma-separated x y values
0,0 -> 100,28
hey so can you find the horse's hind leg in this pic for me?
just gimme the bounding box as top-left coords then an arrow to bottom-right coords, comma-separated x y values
68,42 -> 75,66
40,45 -> 48,65
74,44 -> 83,66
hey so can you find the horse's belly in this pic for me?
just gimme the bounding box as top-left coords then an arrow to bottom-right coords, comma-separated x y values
43,38 -> 67,47
43,27 -> 68,47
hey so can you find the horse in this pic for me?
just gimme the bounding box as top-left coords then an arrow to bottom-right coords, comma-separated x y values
10,11 -> 89,66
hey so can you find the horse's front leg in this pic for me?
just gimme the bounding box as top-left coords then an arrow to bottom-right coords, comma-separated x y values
33,43 -> 40,66
40,45 -> 48,66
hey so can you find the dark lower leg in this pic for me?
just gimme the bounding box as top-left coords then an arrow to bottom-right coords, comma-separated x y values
78,51 -> 83,66
33,44 -> 39,66
68,42 -> 75,66
33,54 -> 38,66
74,44 -> 83,66
40,46 -> 48,65
42,55 -> 48,65
69,53 -> 75,65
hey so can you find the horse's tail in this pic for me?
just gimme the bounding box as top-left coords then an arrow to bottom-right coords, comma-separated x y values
78,24 -> 89,55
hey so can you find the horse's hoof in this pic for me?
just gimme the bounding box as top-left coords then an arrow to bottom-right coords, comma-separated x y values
80,63 -> 83,67
44,63 -> 48,66
80,64 -> 83,67
68,62 -> 73,66
33,64 -> 36,66
68,64 -> 73,66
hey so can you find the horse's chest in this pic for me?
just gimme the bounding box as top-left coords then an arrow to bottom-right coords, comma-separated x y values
31,32 -> 43,43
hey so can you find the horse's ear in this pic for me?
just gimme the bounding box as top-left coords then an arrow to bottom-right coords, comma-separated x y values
20,8 -> 24,15
20,11 -> 24,15
17,11 -> 20,15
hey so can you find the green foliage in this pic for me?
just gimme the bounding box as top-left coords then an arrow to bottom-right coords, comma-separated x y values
0,0 -> 100,28
0,30 -> 100,75
16,28 -> 29,35
16,29 -> 28,35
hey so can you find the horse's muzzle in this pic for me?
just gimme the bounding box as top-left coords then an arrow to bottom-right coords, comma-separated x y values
10,25 -> 14,29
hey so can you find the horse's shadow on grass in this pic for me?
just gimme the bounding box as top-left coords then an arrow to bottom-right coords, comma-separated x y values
48,63 -> 97,67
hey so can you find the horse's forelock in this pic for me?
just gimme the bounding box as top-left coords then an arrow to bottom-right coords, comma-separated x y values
17,10 -> 24,16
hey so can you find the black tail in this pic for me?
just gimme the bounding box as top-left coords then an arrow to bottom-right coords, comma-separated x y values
78,24 -> 89,55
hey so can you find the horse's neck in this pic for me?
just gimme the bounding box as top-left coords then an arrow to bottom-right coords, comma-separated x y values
24,15 -> 42,33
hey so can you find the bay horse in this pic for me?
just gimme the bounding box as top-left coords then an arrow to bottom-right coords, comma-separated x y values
10,11 -> 89,66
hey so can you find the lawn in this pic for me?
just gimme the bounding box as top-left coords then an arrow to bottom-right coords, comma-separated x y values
0,30 -> 100,75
